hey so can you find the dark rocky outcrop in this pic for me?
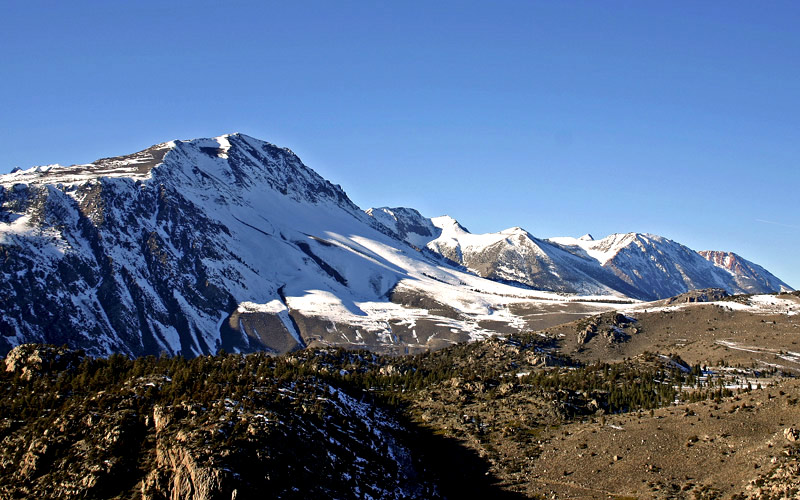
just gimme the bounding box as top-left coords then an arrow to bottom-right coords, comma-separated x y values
4,343 -> 84,381
664,287 -> 730,305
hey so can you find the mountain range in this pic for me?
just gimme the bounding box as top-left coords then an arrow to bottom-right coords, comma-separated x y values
0,133 -> 791,357
367,206 -> 790,300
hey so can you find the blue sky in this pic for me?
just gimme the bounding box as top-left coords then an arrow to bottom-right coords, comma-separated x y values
2,1 -> 798,287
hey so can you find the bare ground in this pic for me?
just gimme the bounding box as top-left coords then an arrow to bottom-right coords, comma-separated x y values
500,379 -> 800,499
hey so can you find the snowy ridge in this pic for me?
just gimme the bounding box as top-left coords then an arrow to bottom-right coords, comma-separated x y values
0,134 -> 622,358
367,210 -> 792,301
366,213 -> 632,297
2,141 -> 177,185
547,232 -> 793,300
549,233 -> 642,265
363,207 -> 440,249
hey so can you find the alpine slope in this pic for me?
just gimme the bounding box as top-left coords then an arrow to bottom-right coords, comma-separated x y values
0,134 -> 791,357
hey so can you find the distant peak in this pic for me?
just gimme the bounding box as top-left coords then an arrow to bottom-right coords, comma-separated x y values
431,215 -> 470,234
499,226 -> 529,236
579,233 -> 594,241
216,132 -> 261,144
367,206 -> 424,218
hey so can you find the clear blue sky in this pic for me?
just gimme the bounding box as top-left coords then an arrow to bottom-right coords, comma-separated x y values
2,1 -> 798,288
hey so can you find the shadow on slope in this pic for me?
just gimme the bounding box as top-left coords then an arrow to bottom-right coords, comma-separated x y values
408,422 -> 530,500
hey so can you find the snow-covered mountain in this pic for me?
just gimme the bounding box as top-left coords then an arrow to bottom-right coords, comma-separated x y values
368,207 -> 792,301
552,234 -> 792,299
372,209 -> 642,297
0,135 -> 790,358
1,134 -> 613,358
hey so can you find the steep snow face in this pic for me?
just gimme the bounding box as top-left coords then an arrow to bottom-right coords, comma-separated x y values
1,134 -> 609,358
430,215 -> 471,236
698,250 -> 793,293
550,232 -> 644,265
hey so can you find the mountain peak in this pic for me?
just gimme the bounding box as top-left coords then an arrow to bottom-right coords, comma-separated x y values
0,133 -> 359,214
579,233 -> 594,241
431,215 -> 470,235
499,226 -> 527,236
364,206 -> 440,248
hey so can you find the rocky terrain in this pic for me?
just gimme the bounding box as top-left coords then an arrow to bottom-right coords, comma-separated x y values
699,250 -> 790,295
1,345 -> 441,499
504,379 -> 800,499
2,292 -> 799,499
552,289 -> 800,370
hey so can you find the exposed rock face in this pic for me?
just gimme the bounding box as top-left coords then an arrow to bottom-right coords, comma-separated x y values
699,250 -> 792,294
664,288 -> 730,305
577,324 -> 596,346
3,344 -> 84,380
142,440 -> 237,500
575,312 -> 634,347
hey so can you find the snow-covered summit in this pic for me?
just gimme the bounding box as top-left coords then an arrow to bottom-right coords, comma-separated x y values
499,227 -> 529,236
2,134 -> 594,358
430,215 -> 470,235
549,232 -> 659,265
